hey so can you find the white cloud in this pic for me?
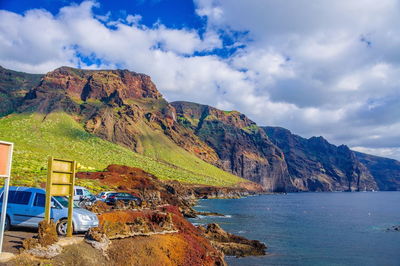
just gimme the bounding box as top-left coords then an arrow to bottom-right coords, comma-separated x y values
0,0 -> 400,160
352,147 -> 400,160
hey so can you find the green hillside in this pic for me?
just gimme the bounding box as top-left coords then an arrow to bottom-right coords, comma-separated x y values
0,112 -> 245,190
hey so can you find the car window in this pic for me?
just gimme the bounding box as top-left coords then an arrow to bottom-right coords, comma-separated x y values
8,191 -> 32,205
53,196 -> 79,208
33,193 -> 46,207
83,189 -> 92,196
76,189 -> 83,196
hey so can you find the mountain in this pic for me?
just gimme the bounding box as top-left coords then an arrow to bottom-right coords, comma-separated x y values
0,65 -> 399,191
263,127 -> 378,191
0,66 -> 247,188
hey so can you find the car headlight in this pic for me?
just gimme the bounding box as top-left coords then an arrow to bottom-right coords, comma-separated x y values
80,214 -> 92,221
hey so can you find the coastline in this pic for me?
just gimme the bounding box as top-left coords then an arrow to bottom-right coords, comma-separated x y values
188,192 -> 400,266
4,166 -> 266,265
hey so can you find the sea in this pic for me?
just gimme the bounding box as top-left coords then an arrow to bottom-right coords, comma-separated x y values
190,192 -> 400,266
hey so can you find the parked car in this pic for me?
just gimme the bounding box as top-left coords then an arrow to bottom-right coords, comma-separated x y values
73,186 -> 94,201
96,191 -> 116,202
105,192 -> 142,205
0,186 -> 99,235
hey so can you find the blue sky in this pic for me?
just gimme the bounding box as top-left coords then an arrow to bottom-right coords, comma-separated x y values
0,0 -> 400,160
1,0 -> 203,29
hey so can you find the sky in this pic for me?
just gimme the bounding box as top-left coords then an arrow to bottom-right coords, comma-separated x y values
0,0 -> 399,160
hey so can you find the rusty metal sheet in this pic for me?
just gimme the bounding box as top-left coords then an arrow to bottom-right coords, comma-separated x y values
0,142 -> 12,177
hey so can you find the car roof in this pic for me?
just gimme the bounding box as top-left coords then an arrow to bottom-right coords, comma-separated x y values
0,186 -> 45,193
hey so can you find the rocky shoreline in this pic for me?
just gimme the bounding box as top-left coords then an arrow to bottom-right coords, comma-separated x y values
199,223 -> 267,257
6,165 -> 267,265
386,225 -> 400,232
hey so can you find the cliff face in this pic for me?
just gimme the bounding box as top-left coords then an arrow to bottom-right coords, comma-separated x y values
355,152 -> 400,191
263,127 -> 378,191
172,101 -> 294,192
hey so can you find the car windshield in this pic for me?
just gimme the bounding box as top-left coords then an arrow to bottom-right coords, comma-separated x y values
83,190 -> 93,197
53,196 -> 79,208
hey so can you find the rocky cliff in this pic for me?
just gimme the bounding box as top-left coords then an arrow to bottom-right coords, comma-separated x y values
263,127 -> 379,191
355,152 -> 400,191
172,101 -> 294,192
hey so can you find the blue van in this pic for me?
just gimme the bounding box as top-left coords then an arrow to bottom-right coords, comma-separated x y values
0,186 -> 99,235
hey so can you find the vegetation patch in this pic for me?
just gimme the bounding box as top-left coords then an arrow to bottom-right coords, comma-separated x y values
0,112 -> 245,187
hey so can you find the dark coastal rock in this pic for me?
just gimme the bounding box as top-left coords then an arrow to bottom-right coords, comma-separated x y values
264,127 -> 379,191
199,223 -> 267,257
387,225 -> 400,232
196,211 -> 225,217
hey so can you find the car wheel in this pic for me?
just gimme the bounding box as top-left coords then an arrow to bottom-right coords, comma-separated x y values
56,219 -> 72,236
4,216 -> 10,231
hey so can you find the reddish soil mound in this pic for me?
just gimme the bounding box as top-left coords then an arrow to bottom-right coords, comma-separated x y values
77,164 -> 161,192
100,206 -> 226,266
77,165 -> 195,210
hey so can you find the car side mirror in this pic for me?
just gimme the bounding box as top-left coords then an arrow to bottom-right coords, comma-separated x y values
51,202 -> 56,208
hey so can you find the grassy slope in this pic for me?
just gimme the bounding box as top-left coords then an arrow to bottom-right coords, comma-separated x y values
137,121 -> 235,183
0,112 -> 244,190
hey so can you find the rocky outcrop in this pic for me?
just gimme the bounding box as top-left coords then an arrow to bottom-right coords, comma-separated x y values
264,127 -> 378,191
30,66 -> 161,104
198,223 -> 267,257
387,225 -> 400,231
172,101 -> 294,192
94,205 -> 226,266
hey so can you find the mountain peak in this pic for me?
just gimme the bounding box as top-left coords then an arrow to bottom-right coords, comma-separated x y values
40,66 -> 162,102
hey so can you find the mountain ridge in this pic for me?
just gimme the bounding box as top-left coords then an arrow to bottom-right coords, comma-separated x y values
0,65 -> 399,191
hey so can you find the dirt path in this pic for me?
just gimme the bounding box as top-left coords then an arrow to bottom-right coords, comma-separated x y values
2,228 -> 37,254
2,228 -> 85,254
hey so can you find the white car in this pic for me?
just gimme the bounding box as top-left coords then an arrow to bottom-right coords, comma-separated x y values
96,191 -> 116,201
73,186 -> 94,201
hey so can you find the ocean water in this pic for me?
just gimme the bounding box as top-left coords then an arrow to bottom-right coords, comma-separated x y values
190,192 -> 400,266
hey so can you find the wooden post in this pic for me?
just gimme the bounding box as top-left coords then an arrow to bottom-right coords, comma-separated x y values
66,161 -> 76,237
44,157 -> 53,222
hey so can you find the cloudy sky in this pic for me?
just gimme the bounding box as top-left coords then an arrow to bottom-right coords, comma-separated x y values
1,0 -> 399,160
